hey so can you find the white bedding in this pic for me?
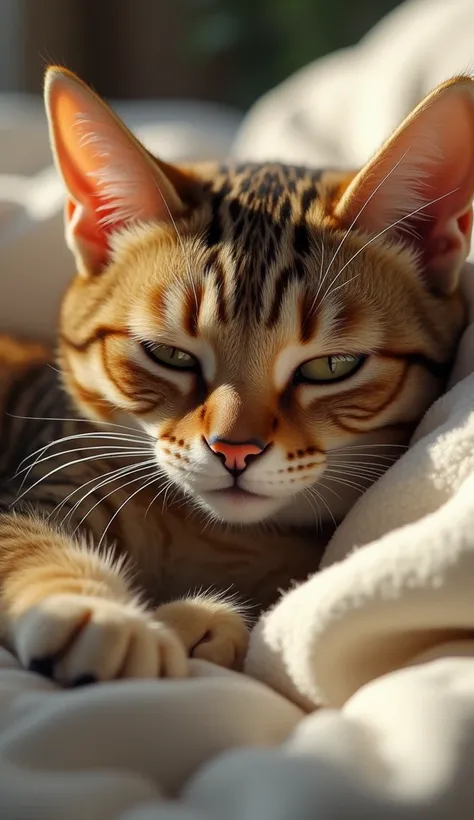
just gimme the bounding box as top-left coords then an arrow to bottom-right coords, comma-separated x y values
3,0 -> 474,817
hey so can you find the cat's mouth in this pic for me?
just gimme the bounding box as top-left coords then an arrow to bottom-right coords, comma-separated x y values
199,485 -> 282,524
212,487 -> 270,501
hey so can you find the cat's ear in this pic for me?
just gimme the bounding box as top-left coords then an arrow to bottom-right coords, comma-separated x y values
333,76 -> 474,294
44,67 -> 194,276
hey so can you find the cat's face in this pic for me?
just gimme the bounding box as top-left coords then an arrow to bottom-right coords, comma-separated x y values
47,70 -> 474,526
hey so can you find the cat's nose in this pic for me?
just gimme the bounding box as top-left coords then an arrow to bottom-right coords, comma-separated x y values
205,437 -> 266,476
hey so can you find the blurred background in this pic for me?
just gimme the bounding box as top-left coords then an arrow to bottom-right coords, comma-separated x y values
2,0 -> 474,341
0,0 -> 402,108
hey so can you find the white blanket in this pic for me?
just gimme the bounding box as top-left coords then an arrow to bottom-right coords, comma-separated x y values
3,0 -> 474,817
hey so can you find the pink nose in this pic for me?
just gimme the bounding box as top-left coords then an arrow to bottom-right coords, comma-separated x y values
207,438 -> 265,473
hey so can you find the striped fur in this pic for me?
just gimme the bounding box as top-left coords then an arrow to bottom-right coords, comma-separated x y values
0,71 -> 472,686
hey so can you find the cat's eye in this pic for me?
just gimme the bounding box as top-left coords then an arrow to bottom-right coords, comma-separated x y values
297,354 -> 365,383
141,342 -> 198,371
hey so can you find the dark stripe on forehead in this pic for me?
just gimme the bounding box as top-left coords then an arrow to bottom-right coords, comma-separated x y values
293,223 -> 310,256
299,291 -> 318,344
205,193 -> 223,248
301,187 -> 318,214
213,260 -> 228,325
60,327 -> 128,351
183,282 -> 203,337
201,162 -> 325,321
267,263 -> 306,328
204,177 -> 232,248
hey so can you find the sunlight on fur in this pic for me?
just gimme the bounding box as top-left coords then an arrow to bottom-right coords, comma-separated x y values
0,69 -> 473,686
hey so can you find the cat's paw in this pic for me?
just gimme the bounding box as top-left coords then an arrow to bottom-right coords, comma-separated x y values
12,594 -> 188,685
155,596 -> 250,671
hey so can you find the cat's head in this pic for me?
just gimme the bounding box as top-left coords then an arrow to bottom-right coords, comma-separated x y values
45,68 -> 473,527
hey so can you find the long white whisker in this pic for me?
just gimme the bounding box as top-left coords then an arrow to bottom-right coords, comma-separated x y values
62,459 -> 158,524
305,484 -> 337,528
17,432 -> 151,490
97,471 -> 161,549
17,443 -> 152,482
310,150 -> 411,312
301,488 -> 322,530
18,430 -> 150,469
48,459 -> 153,523
144,477 -> 179,517
17,432 -> 151,483
328,457 -> 398,469
12,450 -> 152,506
325,467 -> 386,483
7,412 -> 149,436
327,456 -> 395,468
152,179 -> 199,314
315,477 -> 343,502
322,474 -> 370,493
71,461 -> 158,535
320,187 -> 458,305
326,463 -> 388,477
331,443 -> 408,450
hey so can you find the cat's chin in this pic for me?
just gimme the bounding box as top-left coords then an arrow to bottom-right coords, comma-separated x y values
197,488 -> 285,525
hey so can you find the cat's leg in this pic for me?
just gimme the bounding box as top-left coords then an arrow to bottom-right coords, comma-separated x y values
154,595 -> 250,671
0,512 -> 188,684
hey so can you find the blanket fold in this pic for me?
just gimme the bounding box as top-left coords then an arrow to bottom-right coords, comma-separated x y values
246,268 -> 474,709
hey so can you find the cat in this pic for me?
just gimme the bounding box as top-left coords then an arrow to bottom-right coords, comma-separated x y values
0,68 -> 472,687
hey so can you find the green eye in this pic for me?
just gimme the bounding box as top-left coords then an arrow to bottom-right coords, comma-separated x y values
142,343 -> 198,370
298,354 -> 364,383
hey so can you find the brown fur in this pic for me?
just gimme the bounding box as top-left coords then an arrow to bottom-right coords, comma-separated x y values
0,70 -> 472,685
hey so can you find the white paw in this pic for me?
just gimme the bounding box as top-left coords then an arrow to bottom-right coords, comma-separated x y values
155,597 -> 250,671
12,594 -> 189,685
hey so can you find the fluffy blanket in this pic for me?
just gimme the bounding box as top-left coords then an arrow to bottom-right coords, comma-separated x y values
3,1 -> 474,817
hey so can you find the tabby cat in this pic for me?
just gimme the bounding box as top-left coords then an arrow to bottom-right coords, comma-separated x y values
0,69 -> 472,686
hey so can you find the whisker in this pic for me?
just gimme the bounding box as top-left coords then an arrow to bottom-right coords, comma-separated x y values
151,178 -> 199,316
324,467 -> 386,484
17,430 -> 151,476
304,484 -> 337,529
7,412 -> 149,437
144,477 -> 178,517
71,461 -> 158,535
320,186 -> 458,305
328,458 -> 397,470
48,459 -> 153,523
301,488 -> 322,530
97,471 -> 161,549
310,150 -> 410,313
17,432 -> 151,489
327,465 -> 382,479
314,477 -> 343,503
331,443 -> 408,449
329,457 -> 402,469
321,474 -> 370,494
63,458 -> 159,524
17,442 -> 152,481
12,450 -> 152,506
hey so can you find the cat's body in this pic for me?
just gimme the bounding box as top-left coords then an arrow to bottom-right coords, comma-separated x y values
0,70 -> 473,685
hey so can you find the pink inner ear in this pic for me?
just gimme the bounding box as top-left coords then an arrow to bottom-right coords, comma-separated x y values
46,69 -> 187,274
333,82 -> 474,292
342,95 -> 474,236
65,197 -> 113,274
